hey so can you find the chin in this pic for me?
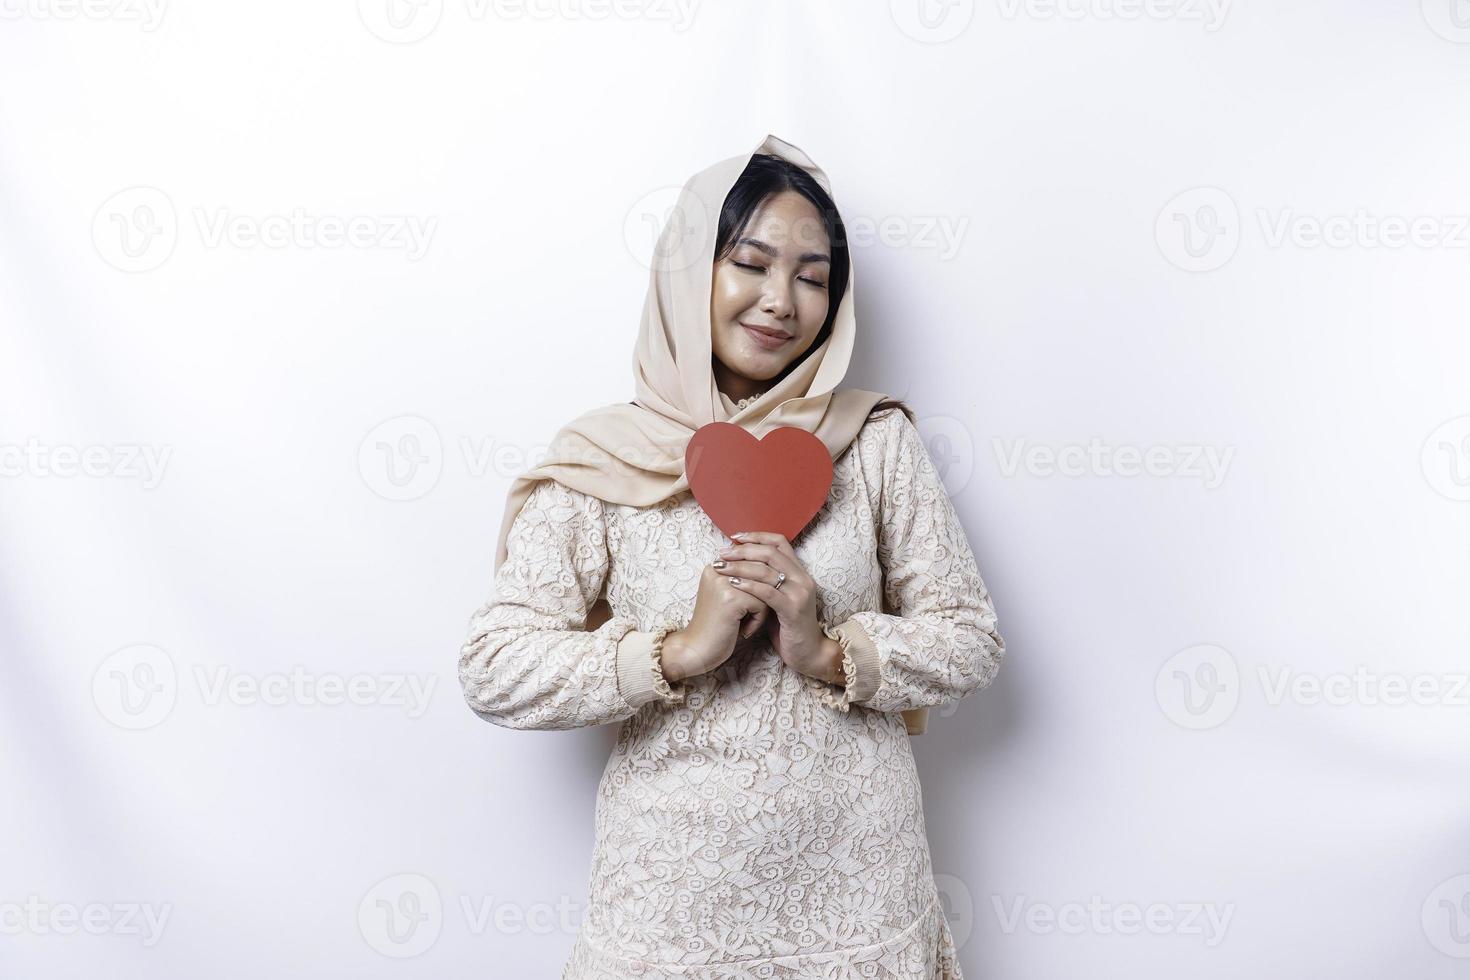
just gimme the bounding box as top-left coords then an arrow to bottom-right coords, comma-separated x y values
730,358 -> 784,381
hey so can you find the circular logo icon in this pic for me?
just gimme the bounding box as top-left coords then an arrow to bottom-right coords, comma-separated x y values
623,185 -> 712,275
358,873 -> 443,957
93,644 -> 178,730
359,415 -> 443,502
934,872 -> 974,950
1155,187 -> 1240,272
1422,0 -> 1470,43
890,0 -> 975,43
92,186 -> 177,273
915,413 -> 976,497
358,0 -> 443,43
1422,873 -> 1470,958
1155,643 -> 1239,730
1421,416 -> 1470,502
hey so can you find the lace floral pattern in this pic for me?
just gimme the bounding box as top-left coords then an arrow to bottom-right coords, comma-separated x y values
458,409 -> 1005,978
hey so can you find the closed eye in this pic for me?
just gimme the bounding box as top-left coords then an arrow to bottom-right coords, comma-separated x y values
733,261 -> 827,288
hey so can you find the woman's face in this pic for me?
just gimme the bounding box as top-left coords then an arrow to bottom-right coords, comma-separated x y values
709,189 -> 832,395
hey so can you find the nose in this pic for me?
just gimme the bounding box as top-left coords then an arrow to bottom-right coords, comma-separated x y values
760,278 -> 795,321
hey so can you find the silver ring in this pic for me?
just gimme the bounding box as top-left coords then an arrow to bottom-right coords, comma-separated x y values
773,572 -> 786,590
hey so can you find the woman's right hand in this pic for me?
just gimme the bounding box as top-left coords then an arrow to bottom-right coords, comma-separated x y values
661,563 -> 770,682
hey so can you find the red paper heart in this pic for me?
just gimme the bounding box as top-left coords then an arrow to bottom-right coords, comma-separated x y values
685,422 -> 834,542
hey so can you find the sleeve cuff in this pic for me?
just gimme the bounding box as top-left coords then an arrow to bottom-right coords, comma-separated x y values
832,618 -> 882,705
615,628 -> 684,709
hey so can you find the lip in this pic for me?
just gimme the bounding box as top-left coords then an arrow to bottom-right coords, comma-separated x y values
740,322 -> 792,350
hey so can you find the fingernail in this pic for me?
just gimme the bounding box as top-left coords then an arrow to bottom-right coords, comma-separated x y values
730,577 -> 742,585
712,559 -> 726,569
732,532 -> 748,539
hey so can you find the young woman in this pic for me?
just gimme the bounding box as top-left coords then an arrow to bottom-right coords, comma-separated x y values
458,134 -> 1006,979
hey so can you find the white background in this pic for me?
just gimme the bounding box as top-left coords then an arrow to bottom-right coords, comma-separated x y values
3,1 -> 1469,977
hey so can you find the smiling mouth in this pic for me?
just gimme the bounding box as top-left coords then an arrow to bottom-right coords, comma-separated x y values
741,322 -> 792,347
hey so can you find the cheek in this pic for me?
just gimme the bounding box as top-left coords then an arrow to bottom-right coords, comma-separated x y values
710,270 -> 748,322
798,290 -> 830,334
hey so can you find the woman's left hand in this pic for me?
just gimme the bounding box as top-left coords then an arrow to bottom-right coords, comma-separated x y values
713,531 -> 842,685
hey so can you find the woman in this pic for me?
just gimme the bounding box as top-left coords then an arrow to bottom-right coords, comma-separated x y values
458,133 -> 1006,978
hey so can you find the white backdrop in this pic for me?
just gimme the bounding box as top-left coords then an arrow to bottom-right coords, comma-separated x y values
3,2 -> 1469,977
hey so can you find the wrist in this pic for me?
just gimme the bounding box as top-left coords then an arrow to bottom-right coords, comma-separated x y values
660,629 -> 690,683
815,635 -> 846,687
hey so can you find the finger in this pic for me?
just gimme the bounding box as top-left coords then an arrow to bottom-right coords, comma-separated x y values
730,531 -> 796,560
726,574 -> 793,614
713,558 -> 774,579
719,559 -> 784,590
740,604 -> 769,638
719,543 -> 802,580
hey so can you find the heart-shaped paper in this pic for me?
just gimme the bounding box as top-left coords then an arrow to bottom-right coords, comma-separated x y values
685,422 -> 834,542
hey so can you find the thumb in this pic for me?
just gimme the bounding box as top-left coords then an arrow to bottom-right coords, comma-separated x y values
740,604 -> 769,639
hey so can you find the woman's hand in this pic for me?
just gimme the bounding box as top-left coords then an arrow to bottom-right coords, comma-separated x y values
712,531 -> 844,686
661,562 -> 771,683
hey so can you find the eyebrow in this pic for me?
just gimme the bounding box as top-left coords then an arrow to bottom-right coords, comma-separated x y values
735,236 -> 831,264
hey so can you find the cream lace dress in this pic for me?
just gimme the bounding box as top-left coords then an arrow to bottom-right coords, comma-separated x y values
458,405 -> 1006,979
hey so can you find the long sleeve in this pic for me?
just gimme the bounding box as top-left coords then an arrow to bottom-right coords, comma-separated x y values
826,411 -> 1006,715
458,478 -> 682,731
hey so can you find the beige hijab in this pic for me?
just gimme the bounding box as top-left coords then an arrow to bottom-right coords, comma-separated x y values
491,133 -> 928,735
